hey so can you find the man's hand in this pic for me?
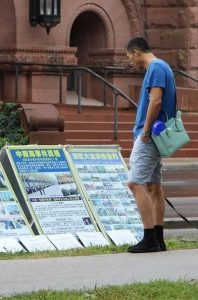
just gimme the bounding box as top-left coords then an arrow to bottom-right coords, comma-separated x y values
141,134 -> 150,143
141,130 -> 151,143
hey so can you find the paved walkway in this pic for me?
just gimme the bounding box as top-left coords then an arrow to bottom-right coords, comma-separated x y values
0,247 -> 198,297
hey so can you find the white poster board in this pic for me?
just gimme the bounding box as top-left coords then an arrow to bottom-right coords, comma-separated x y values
0,241 -> 7,253
76,231 -> 110,247
18,235 -> 56,252
47,233 -> 83,250
107,230 -> 138,246
0,237 -> 25,252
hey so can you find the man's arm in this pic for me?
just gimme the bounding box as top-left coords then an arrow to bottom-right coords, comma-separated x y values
141,87 -> 163,142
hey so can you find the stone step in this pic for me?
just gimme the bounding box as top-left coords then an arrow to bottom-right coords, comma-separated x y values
121,148 -> 198,158
65,138 -> 198,149
62,112 -> 198,123
28,105 -> 198,158
63,113 -> 135,123
29,131 -> 198,158
57,104 -> 198,119
64,130 -> 198,140
65,121 -> 198,131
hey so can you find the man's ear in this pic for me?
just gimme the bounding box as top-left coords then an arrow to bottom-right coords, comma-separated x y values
133,49 -> 141,57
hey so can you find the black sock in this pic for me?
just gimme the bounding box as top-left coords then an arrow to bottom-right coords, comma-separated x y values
143,228 -> 157,242
154,225 -> 164,243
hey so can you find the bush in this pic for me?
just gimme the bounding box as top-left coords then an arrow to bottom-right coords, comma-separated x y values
0,102 -> 29,149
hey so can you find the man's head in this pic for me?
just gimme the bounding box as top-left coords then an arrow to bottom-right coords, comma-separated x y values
126,37 -> 152,70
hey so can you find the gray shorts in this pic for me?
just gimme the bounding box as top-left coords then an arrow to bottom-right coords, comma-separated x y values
128,135 -> 162,185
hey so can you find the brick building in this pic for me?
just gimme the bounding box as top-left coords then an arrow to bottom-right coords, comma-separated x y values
0,0 -> 197,106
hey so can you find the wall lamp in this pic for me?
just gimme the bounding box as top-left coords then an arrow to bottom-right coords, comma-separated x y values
29,0 -> 61,34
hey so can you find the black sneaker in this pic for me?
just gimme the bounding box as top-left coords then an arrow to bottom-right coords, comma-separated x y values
128,239 -> 160,253
158,241 -> 167,251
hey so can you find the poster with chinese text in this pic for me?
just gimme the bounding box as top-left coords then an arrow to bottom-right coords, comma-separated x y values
65,145 -> 143,242
1,146 -> 97,235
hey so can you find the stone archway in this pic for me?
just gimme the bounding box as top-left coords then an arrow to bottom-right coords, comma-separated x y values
66,4 -> 115,49
70,11 -> 107,65
66,1 -> 144,103
67,4 -> 115,97
121,0 -> 144,36
0,0 -> 16,46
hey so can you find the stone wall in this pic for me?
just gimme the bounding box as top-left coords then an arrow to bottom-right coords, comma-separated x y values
142,0 -> 198,87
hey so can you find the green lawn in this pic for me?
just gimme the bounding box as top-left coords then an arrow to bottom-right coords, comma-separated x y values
1,280 -> 198,300
0,239 -> 197,260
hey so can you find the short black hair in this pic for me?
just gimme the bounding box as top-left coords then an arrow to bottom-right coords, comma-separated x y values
126,37 -> 151,53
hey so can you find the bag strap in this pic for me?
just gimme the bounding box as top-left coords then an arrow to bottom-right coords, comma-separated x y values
175,90 -> 179,112
165,197 -> 198,230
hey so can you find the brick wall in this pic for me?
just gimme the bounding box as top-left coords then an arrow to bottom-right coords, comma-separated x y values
142,0 -> 198,87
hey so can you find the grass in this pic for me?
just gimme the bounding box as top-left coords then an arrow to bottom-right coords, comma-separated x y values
0,239 -> 197,260
0,239 -> 197,299
1,280 -> 198,299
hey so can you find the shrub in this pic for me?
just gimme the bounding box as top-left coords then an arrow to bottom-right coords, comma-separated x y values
0,102 -> 29,149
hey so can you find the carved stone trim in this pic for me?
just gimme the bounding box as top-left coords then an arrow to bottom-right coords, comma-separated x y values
88,48 -> 129,67
0,47 -> 77,54
66,4 -> 115,48
0,47 -> 78,65
121,0 -> 144,36
88,49 -> 127,56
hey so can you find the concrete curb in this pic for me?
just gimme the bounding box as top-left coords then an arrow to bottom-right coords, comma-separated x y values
124,158 -> 198,170
164,217 -> 198,229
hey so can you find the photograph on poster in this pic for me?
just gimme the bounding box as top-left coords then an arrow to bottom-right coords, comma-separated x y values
21,171 -> 80,199
20,173 -> 63,197
0,172 -> 7,189
13,219 -> 27,229
0,191 -> 30,236
0,215 -> 30,236
0,168 -> 31,237
1,220 -> 15,230
0,191 -> 15,202
5,204 -> 20,215
0,204 -> 6,215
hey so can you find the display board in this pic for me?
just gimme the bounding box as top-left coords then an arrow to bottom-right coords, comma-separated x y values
0,236 -> 25,252
65,145 -> 143,243
47,233 -> 83,250
0,146 -> 97,235
18,235 -> 56,252
76,231 -> 110,247
0,165 -> 31,237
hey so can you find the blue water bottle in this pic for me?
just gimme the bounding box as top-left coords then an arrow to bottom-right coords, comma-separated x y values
152,121 -> 166,136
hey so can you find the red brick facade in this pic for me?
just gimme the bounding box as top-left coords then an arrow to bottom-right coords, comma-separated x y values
0,0 -> 197,104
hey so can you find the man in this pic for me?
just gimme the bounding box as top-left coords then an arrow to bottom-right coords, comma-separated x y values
126,37 -> 176,253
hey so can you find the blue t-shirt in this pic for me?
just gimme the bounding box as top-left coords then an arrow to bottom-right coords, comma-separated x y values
133,59 -> 176,139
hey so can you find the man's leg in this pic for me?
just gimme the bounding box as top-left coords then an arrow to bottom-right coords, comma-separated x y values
146,182 -> 165,225
127,135 -> 161,253
127,181 -> 160,253
128,182 -> 154,228
146,182 -> 166,251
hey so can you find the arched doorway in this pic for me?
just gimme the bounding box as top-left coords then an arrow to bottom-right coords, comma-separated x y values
68,11 -> 106,98
70,11 -> 106,65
